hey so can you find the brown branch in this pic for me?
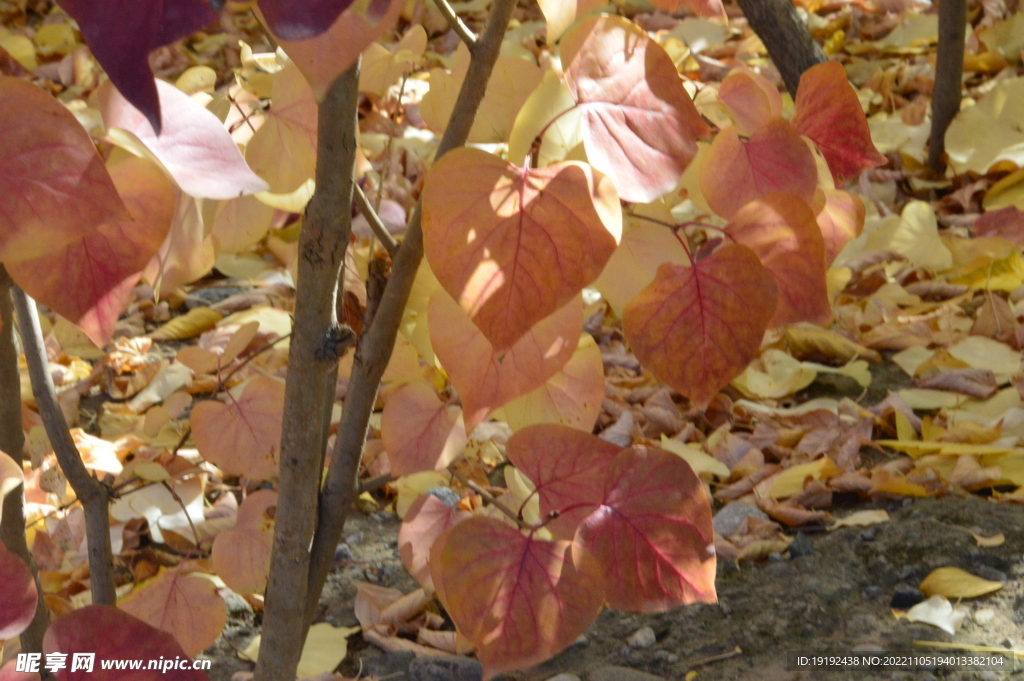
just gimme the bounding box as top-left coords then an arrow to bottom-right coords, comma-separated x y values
432,0 -> 477,46
304,0 -> 518,631
252,59 -> 362,681
735,0 -> 826,97
353,183 -> 398,255
12,286 -> 116,605
0,266 -> 49,652
449,467 -> 528,530
929,0 -> 966,173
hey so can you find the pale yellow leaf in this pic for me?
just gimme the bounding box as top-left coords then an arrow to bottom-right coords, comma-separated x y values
919,567 -> 1003,599
830,509 -> 889,530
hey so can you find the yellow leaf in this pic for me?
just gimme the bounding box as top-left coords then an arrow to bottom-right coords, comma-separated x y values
919,567 -> 1003,599
973,532 -> 1005,547
783,323 -> 881,364
876,440 -> 1016,457
768,457 -> 840,499
830,509 -> 890,530
394,471 -> 448,518
150,307 -> 223,341
894,409 -> 917,442
658,435 -> 731,480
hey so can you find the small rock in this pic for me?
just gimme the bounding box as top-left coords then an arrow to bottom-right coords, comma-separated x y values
859,528 -> 877,542
974,608 -> 996,625
863,586 -> 882,599
573,635 -> 590,647
544,675 -> 581,681
972,566 -> 1007,583
712,502 -> 769,537
890,583 -> 925,610
334,544 -> 354,561
788,532 -> 814,558
362,651 -> 415,679
588,666 -> 666,681
897,566 -> 916,581
426,486 -> 461,508
768,552 -> 786,562
344,532 -> 364,545
627,626 -> 656,648
902,498 -> 913,506
409,656 -> 482,681
652,650 -> 679,664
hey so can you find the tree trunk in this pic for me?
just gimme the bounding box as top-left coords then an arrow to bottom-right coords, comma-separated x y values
735,0 -> 826,97
929,0 -> 967,172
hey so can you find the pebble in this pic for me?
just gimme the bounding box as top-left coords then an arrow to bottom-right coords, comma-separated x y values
409,656 -> 482,681
573,635 -> 590,647
362,651 -> 415,679
588,666 -> 666,681
768,552 -> 786,562
863,585 -> 882,599
788,532 -> 814,558
974,608 -> 996,625
344,532 -> 364,545
712,502 -> 769,536
334,544 -> 354,561
627,626 -> 656,648
652,650 -> 679,664
890,584 -> 925,610
426,486 -> 461,508
859,528 -> 877,542
544,675 -> 581,681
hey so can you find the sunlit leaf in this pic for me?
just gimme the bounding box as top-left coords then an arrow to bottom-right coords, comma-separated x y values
724,192 -> 831,327
398,493 -> 470,589
0,544 -> 36,640
119,564 -> 227,657
53,0 -> 216,132
0,76 -> 129,262
7,157 -> 175,347
537,0 -> 602,42
919,567 -> 1004,599
791,61 -> 886,184
623,244 -> 778,408
0,449 -> 24,524
211,490 -> 276,596
258,0 -> 357,40
648,0 -> 724,16
381,382 -> 467,476
817,189 -> 865,264
191,376 -> 285,480
428,291 -> 581,430
700,118 -> 818,219
575,445 -> 716,611
438,517 -> 605,679
143,193 -> 216,293
211,195 -> 276,255
562,15 -> 710,202
422,148 -> 620,352
717,68 -> 782,136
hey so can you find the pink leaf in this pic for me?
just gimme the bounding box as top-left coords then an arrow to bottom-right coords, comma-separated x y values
505,424 -> 623,540
0,76 -> 129,262
257,0 -> 357,40
191,377 -> 284,480
0,543 -> 37,639
576,445 -> 716,611
974,206 -> 1024,247
398,494 -> 470,589
381,383 -> 468,477
53,0 -> 216,132
96,79 -> 268,200
717,68 -> 782,136
817,189 -> 865,264
562,16 -> 710,202
211,490 -> 276,596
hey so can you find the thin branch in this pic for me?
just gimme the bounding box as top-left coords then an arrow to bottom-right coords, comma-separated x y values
432,0 -> 477,46
304,0 -> 519,633
449,467 -> 529,530
357,473 -> 395,495
354,183 -> 398,255
12,286 -> 116,605
0,266 -> 49,653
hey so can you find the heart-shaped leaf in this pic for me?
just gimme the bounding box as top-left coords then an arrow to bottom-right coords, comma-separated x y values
422,148 -> 620,352
381,382 -> 468,477
0,76 -> 129,262
0,544 -> 36,640
576,445 -> 716,611
437,517 -> 605,679
210,490 -> 276,596
817,189 -> 866,264
398,493 -> 470,589
717,68 -> 783,136
562,15 -> 710,202
622,244 -> 778,408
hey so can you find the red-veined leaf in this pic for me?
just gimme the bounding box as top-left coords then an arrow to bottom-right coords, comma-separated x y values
622,244 -> 778,408
817,189 -> 866,264
717,68 -> 782,136
0,76 -> 129,262
398,493 -> 470,590
96,79 -> 268,200
562,15 -> 710,202
0,660 -> 40,681
724,192 -> 831,327
437,517 -> 605,680
7,157 -> 175,347
700,117 -> 818,219
43,605 -> 208,681
210,490 -> 276,596
576,445 -> 716,611
422,148 -> 620,352
118,564 -> 227,657
428,291 -> 581,431
245,61 -> 317,194
974,206 -> 1024,247
265,0 -> 403,100
791,61 -> 887,184
191,376 -> 284,480
505,424 -> 623,540
53,0 -> 216,133
381,382 -> 467,477
0,543 -> 36,639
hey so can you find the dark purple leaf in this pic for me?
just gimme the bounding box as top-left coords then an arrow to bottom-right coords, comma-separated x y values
257,0 -> 357,40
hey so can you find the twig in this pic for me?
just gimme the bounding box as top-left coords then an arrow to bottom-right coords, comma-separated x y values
0,266 -> 49,653
354,184 -> 398,255
161,481 -> 200,546
304,0 -> 520,632
12,286 -> 116,605
357,473 -> 395,495
449,467 -> 528,530
432,0 -> 477,46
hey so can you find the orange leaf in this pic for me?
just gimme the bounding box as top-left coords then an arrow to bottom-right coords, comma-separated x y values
0,76 -> 129,261
622,244 -> 778,408
437,517 -> 605,680
118,564 -> 227,657
649,0 -> 724,16
398,493 -> 470,590
7,157 -> 175,347
428,291 -> 581,431
191,376 -> 284,480
724,192 -> 831,327
817,189 -> 865,264
791,61 -> 887,184
717,68 -> 783,136
699,118 -> 818,219
381,383 -> 468,477
422,148 -> 619,352
576,445 -> 716,611
562,16 -> 710,202
211,490 -> 276,596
